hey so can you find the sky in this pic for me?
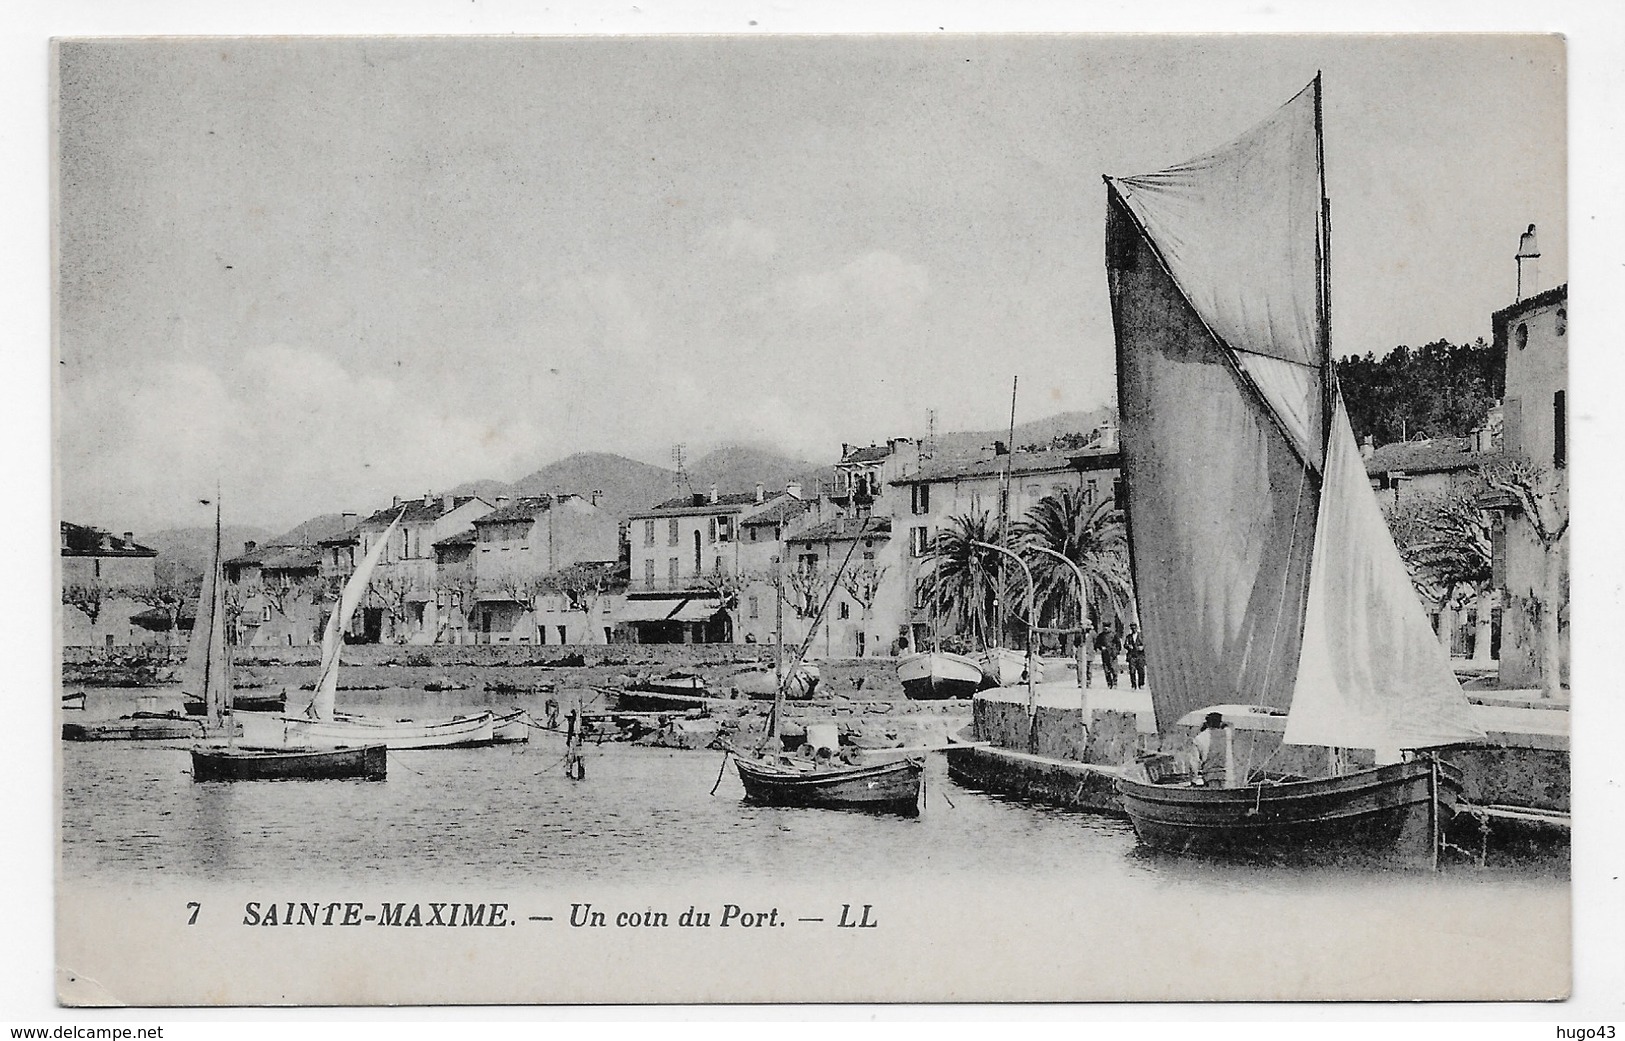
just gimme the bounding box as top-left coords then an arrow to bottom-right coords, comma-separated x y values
54,34 -> 1566,533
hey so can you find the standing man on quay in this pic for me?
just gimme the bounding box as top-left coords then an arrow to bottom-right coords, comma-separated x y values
1096,623 -> 1121,689
1123,623 -> 1146,690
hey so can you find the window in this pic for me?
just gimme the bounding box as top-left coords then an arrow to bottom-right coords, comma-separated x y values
667,518 -> 680,546
1516,323 -> 1528,350
748,596 -> 759,620
262,604 -> 272,622
838,601 -> 850,620
557,625 -> 568,644
911,484 -> 930,515
1554,390 -> 1567,469
668,558 -> 679,585
708,518 -> 718,544
799,553 -> 819,569
643,520 -> 655,547
910,526 -> 930,557
749,527 -> 758,543
1556,308 -> 1567,336
1084,481 -> 1096,505
644,559 -> 655,589
718,516 -> 734,542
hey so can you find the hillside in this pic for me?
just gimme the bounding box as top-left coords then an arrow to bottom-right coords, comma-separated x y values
141,524 -> 273,585
688,444 -> 827,499
509,452 -> 683,519
932,407 -> 1115,459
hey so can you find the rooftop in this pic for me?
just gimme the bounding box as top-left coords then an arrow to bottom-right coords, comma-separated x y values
433,528 -> 477,548
359,495 -> 485,527
60,521 -> 156,558
1365,437 -> 1503,477
838,444 -> 892,466
474,495 -> 556,525
632,490 -> 764,518
893,446 -> 1120,485
225,542 -> 322,571
739,497 -> 812,527
788,516 -> 893,543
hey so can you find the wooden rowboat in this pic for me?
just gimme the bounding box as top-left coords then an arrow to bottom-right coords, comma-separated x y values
734,754 -> 925,815
191,744 -> 387,782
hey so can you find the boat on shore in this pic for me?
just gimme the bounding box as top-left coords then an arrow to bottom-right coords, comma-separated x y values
897,650 -> 982,700
1102,76 -> 1484,862
63,712 -> 204,742
608,683 -> 714,714
725,662 -> 819,702
235,510 -> 495,751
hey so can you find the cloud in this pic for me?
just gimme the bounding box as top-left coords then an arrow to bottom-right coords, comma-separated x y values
698,218 -> 778,262
58,345 -> 543,533
776,250 -> 930,322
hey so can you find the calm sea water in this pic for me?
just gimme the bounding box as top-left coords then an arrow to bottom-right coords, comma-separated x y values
59,687 -> 1567,893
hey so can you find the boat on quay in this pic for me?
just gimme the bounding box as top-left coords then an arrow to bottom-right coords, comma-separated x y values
236,510 -> 495,751
897,650 -> 982,701
724,662 -> 819,702
1103,76 -> 1485,863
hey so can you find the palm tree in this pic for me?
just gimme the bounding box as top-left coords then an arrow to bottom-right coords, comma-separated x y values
917,512 -> 1004,649
1010,487 -> 1134,643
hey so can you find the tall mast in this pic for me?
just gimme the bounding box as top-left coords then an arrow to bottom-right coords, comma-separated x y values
771,553 -> 784,745
996,376 -> 1018,649
1315,72 -> 1335,450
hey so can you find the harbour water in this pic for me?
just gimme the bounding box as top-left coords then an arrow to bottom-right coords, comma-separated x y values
56,685 -> 1573,1003
61,687 -> 1568,891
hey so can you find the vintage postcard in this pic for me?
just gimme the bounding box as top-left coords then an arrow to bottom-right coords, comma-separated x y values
48,32 -> 1575,1007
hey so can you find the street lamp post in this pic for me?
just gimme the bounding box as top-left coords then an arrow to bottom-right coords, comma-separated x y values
1024,543 -> 1091,692
971,539 -> 1039,751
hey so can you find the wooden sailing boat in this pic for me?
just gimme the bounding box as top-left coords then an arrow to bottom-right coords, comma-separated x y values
1104,77 -> 1484,859
236,511 -> 495,750
187,499 -> 387,781
732,521 -> 924,814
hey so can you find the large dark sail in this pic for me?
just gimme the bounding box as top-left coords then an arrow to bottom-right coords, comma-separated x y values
1105,78 -> 1482,750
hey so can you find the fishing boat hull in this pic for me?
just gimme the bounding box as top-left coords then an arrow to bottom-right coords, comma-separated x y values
62,715 -> 205,741
612,686 -> 712,713
185,693 -> 285,716
975,648 -> 1047,688
191,744 -> 387,782
1114,758 -> 1463,859
492,709 -> 531,743
726,665 -> 820,702
734,755 -> 925,815
236,710 -> 496,750
897,651 -> 982,700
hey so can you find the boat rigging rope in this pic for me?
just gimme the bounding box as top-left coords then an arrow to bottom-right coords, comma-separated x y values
708,750 -> 732,796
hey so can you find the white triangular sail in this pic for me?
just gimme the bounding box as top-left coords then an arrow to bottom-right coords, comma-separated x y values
1283,399 -> 1485,749
300,511 -> 402,720
179,501 -> 229,724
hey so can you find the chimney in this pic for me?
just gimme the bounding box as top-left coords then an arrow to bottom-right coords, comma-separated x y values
1096,418 -> 1119,452
1360,435 -> 1375,462
1515,223 -> 1540,301
591,490 -> 602,506
755,482 -> 765,503
342,511 -> 357,530
423,492 -> 434,507
244,540 -> 258,554
841,443 -> 851,460
392,495 -> 402,509
709,484 -> 720,504
786,481 -> 802,499
122,531 -> 134,545
442,493 -> 454,513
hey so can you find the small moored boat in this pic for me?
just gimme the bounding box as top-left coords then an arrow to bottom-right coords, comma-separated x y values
191,744 -> 387,782
734,753 -> 924,815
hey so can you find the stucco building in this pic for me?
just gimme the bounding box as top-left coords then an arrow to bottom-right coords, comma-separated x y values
59,522 -> 159,648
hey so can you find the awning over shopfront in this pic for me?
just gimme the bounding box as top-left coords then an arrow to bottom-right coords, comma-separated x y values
617,598 -> 725,624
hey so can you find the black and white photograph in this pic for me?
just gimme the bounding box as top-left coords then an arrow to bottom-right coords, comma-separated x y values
11,4 -> 1619,1021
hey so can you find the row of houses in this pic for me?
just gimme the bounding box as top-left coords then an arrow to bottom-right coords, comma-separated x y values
62,281 -> 1566,684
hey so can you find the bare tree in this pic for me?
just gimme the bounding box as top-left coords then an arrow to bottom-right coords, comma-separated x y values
782,557 -> 834,621
130,578 -> 196,649
1481,461 -> 1568,698
539,563 -> 621,644
367,571 -> 424,643
838,560 -> 887,616
62,582 -> 109,627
